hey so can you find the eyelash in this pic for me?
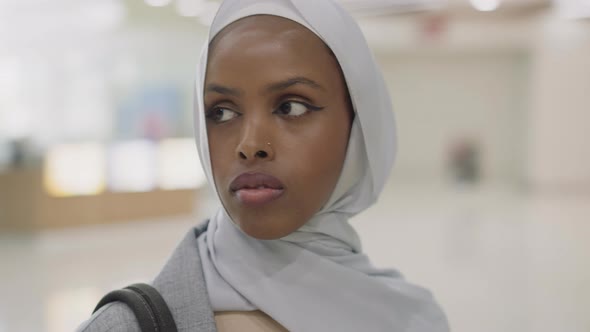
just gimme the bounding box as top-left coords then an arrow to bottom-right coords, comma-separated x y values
205,100 -> 324,124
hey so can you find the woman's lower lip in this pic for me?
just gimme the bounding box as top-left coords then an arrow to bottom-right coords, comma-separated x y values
235,188 -> 284,206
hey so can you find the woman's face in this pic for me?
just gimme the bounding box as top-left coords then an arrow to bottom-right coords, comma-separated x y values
204,15 -> 352,239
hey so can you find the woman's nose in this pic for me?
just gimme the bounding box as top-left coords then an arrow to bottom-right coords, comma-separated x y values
235,120 -> 275,162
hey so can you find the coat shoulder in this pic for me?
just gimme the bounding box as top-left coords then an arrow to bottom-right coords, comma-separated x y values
76,301 -> 141,332
76,222 -> 213,332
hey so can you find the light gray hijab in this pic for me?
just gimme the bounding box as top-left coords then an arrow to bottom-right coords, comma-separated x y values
195,0 -> 450,331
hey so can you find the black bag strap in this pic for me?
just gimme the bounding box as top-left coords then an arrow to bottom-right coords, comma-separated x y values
93,283 -> 178,332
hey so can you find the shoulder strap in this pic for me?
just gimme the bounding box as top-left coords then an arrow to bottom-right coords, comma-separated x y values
93,283 -> 178,332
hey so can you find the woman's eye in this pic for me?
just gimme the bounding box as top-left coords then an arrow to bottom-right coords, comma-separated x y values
207,107 -> 239,123
275,101 -> 310,117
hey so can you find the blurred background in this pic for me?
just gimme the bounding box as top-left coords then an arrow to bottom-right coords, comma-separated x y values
0,0 -> 589,331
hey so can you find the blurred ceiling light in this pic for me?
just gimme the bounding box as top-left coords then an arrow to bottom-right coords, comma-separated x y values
107,140 -> 157,192
145,0 -> 173,7
157,138 -> 207,190
469,0 -> 501,11
44,142 -> 106,197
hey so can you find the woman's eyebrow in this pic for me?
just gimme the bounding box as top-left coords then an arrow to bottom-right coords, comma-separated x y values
205,84 -> 242,96
265,77 -> 325,93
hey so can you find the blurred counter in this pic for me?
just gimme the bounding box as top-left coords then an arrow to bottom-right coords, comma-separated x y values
0,168 -> 197,231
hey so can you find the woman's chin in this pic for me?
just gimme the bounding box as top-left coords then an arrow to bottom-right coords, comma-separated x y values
232,216 -> 301,240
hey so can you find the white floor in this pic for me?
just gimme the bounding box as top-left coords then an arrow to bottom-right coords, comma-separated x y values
1,184 -> 589,332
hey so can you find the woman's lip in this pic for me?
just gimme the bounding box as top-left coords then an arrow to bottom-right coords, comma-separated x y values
235,187 -> 284,206
229,172 -> 285,191
229,172 -> 285,206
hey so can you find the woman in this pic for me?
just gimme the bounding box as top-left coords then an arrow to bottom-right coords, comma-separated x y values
78,0 -> 450,331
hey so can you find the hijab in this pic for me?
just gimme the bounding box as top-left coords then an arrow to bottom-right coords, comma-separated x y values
195,1 -> 450,331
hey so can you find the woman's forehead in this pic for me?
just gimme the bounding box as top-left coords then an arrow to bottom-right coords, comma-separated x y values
209,15 -> 319,53
204,14 -> 347,102
206,16 -> 337,80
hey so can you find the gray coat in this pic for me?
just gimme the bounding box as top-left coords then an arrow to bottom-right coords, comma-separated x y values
76,224 -> 218,332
